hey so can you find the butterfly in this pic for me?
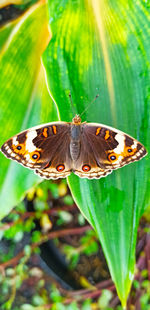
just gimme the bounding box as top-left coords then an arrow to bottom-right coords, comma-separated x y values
1,114 -> 147,179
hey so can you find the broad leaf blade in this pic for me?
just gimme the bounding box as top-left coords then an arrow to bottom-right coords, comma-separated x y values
0,21 -> 17,50
43,0 -> 150,306
0,2 -> 58,218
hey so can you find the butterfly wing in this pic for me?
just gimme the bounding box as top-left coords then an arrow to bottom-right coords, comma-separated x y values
73,123 -> 147,179
1,121 -> 147,180
1,122 -> 72,179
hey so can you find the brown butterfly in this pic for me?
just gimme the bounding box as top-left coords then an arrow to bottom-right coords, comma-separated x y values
1,114 -> 147,179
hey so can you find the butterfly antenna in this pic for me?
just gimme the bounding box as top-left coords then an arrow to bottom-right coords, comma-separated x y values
80,94 -> 99,117
69,92 -> 76,115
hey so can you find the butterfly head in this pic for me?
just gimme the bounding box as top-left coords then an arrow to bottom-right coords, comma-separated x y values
72,114 -> 81,124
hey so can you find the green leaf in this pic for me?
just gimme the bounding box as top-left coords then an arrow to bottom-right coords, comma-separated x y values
0,21 -> 17,50
43,0 -> 150,306
0,2 -> 58,218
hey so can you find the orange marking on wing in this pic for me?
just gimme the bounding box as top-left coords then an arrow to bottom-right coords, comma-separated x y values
43,128 -> 48,138
44,161 -> 51,169
52,125 -> 57,135
104,130 -> 110,140
96,127 -> 101,136
12,143 -> 26,155
107,146 -> 137,163
107,152 -> 119,162
30,151 -> 41,161
121,146 -> 137,157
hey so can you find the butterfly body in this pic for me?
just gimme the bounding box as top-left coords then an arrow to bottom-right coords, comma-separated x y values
1,115 -> 147,179
70,123 -> 82,161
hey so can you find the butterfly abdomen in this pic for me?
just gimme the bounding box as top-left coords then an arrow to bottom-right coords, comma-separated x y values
70,125 -> 81,161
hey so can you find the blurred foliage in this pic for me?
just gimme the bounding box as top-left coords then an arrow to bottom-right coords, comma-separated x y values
0,180 -> 149,309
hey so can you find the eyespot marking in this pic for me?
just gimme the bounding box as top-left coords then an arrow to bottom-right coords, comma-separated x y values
32,154 -> 38,159
56,164 -> 65,172
12,143 -> 26,155
122,146 -> 137,157
17,145 -> 22,150
30,151 -> 41,161
82,164 -> 91,172
110,155 -> 116,160
107,153 -> 118,162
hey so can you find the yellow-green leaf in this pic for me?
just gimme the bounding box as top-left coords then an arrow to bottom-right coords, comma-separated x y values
43,0 -> 150,306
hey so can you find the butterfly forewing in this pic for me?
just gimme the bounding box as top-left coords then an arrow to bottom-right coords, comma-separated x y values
83,123 -> 147,169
